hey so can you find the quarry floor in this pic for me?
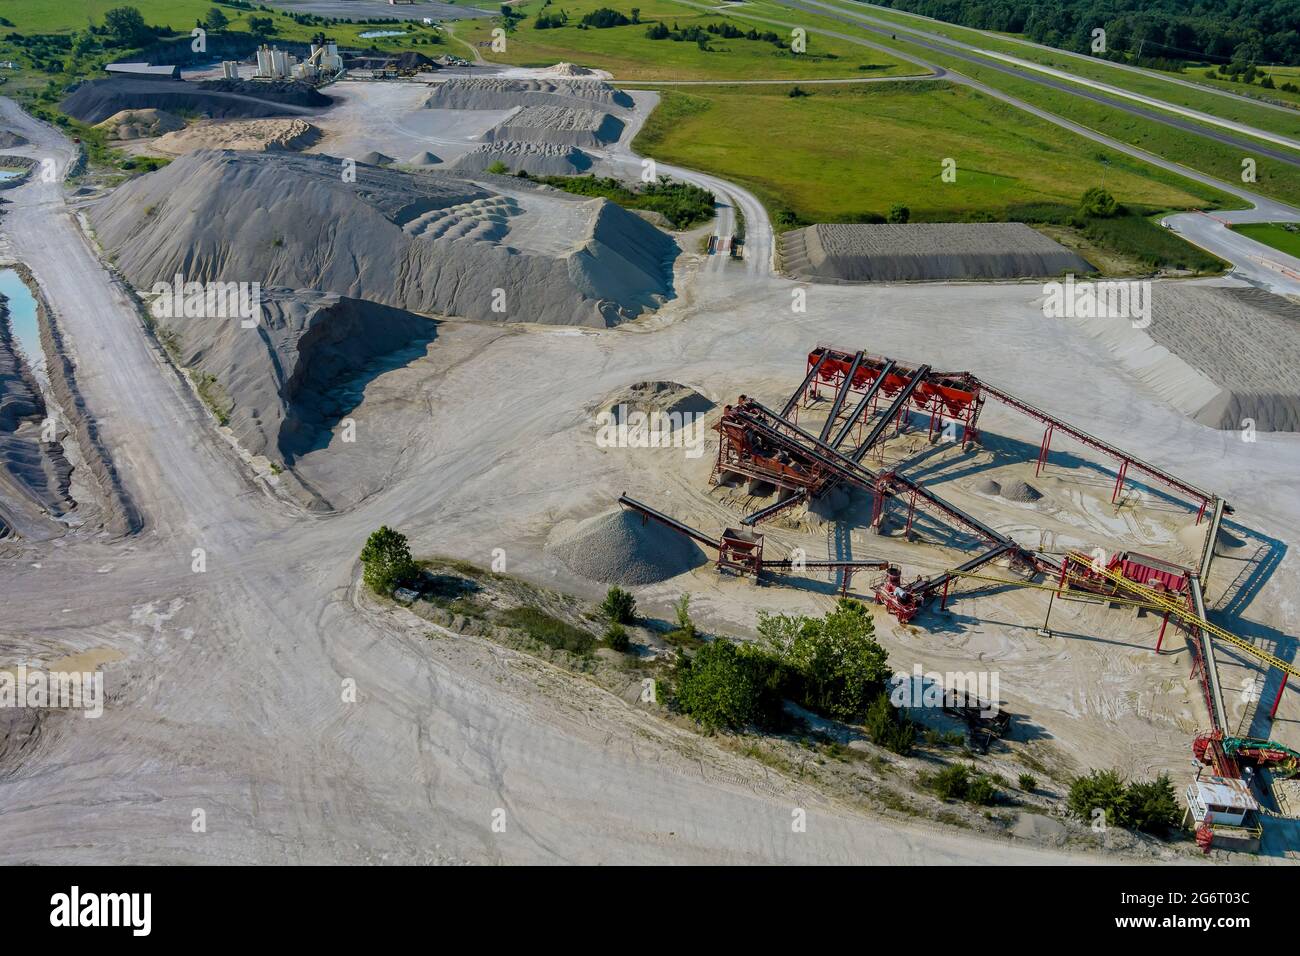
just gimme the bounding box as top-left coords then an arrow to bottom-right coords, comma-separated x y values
2,78 -> 1300,863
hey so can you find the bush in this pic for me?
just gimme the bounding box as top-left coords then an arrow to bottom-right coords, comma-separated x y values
1018,773 -> 1037,792
864,692 -> 915,755
675,639 -> 781,731
580,7 -> 630,27
1067,768 -> 1129,828
966,774 -> 998,806
672,592 -> 695,639
1078,185 -> 1120,218
360,526 -> 418,595
932,763 -> 971,800
486,160 -> 509,175
1124,774 -> 1180,834
604,621 -> 630,652
784,598 -> 891,721
886,202 -> 910,224
601,585 -> 637,624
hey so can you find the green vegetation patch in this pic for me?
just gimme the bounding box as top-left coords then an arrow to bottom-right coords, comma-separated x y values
497,606 -> 597,655
1233,221 -> 1300,259
525,172 -> 716,229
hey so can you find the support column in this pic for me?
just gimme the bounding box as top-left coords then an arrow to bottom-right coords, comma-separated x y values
1111,459 -> 1129,504
1270,674 -> 1288,720
1036,425 -> 1053,476
1155,611 -> 1169,653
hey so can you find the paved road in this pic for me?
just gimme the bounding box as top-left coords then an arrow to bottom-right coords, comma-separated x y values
857,1 -> 1300,120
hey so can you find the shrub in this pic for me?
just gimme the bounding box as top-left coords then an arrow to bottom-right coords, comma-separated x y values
932,763 -> 971,800
675,639 -> 781,730
360,526 -> 418,595
864,692 -> 916,755
1125,774 -> 1180,834
604,621 -> 630,652
1078,185 -> 1120,218
486,160 -> 509,175
1067,768 -> 1129,827
886,202 -> 910,224
1018,773 -> 1037,792
601,585 -> 637,624
966,774 -> 998,806
784,598 -> 890,721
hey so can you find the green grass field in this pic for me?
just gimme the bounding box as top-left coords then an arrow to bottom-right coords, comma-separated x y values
733,2 -> 1287,207
455,0 -> 918,79
1233,222 -> 1300,259
812,0 -> 1300,140
632,82 -> 1232,223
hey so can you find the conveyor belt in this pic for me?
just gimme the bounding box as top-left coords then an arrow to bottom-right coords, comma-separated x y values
831,359 -> 895,450
818,350 -> 865,443
617,494 -> 720,550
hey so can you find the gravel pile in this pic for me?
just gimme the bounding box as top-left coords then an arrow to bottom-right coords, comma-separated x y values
406,150 -> 442,166
0,130 -> 30,148
453,141 -> 592,176
780,222 -> 1092,282
425,77 -> 632,111
1000,478 -> 1043,502
548,508 -> 707,584
974,478 -> 1001,496
358,151 -> 395,166
483,106 -> 625,147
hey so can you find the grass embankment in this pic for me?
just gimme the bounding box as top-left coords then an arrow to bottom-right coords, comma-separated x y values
738,1 -> 1296,208
457,0 -> 920,79
523,172 -> 715,228
1233,221 -> 1300,259
817,0 -> 1300,140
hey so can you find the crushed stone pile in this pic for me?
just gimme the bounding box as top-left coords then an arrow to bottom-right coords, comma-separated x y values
89,149 -> 677,327
974,478 -> 1001,496
94,108 -> 186,140
780,222 -> 1093,282
406,150 -> 442,166
484,106 -> 625,148
548,508 -> 707,584
151,287 -> 437,465
424,77 -> 633,111
358,150 -> 395,166
151,118 -> 320,154
453,141 -> 592,176
546,62 -> 596,76
63,77 -> 330,125
1000,478 -> 1043,502
0,130 -> 30,148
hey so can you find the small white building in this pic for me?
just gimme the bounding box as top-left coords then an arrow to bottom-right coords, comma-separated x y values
1186,776 -> 1258,826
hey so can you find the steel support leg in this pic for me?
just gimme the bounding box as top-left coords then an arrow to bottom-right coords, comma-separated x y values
1036,425 -> 1053,477
1155,611 -> 1169,653
1271,674 -> 1288,720
1111,459 -> 1129,504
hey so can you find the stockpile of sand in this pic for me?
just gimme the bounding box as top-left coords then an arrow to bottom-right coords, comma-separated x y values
1071,286 -> 1300,431
453,141 -> 592,176
974,478 -> 1001,496
89,150 -> 677,327
151,118 -> 321,155
94,108 -> 186,140
548,508 -> 707,584
63,77 -> 329,125
780,222 -> 1093,282
1000,478 -> 1043,502
546,62 -> 596,77
424,77 -> 632,111
484,106 -> 625,148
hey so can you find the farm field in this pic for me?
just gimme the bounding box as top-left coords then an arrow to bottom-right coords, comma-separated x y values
632,81 -> 1234,224
453,0 -> 920,80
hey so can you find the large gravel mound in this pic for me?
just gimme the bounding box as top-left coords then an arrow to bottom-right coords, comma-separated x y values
93,108 -> 186,140
780,222 -> 1093,282
62,77 -> 329,124
484,106 -> 625,147
425,77 -> 633,111
153,287 -> 437,464
89,150 -> 676,327
1073,285 -> 1300,432
0,130 -> 29,148
548,508 -> 707,584
452,141 -> 593,176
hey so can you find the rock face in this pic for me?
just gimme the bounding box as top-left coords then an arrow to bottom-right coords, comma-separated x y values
89,150 -> 677,327
156,288 -> 438,463
780,222 -> 1093,282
